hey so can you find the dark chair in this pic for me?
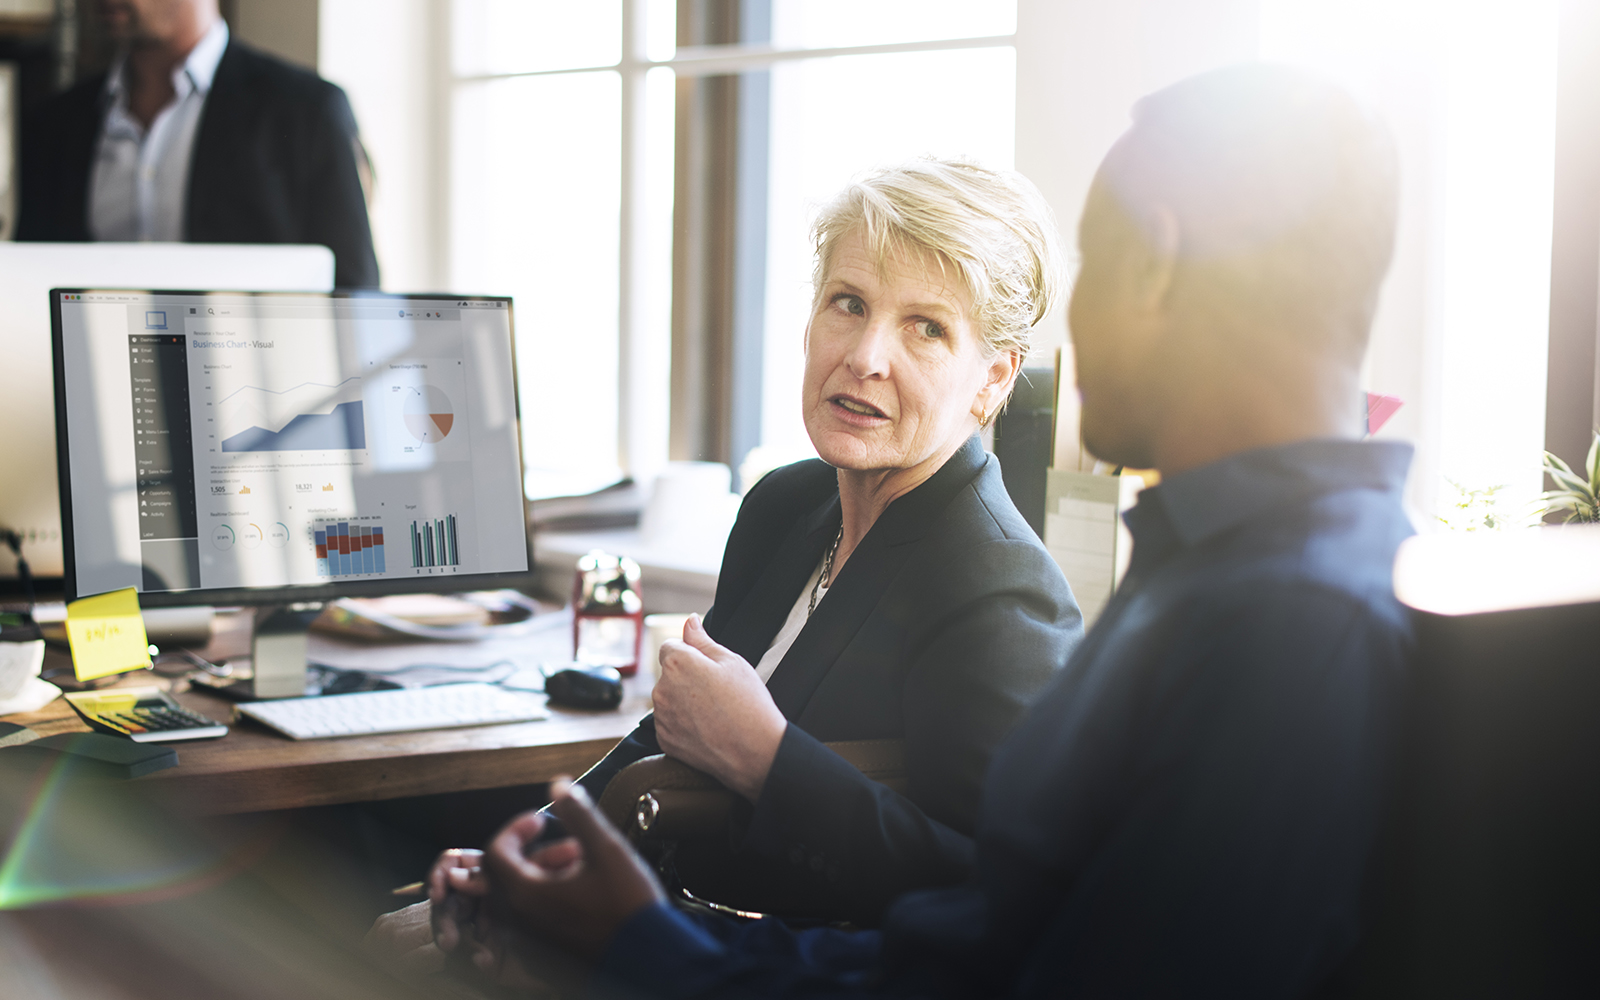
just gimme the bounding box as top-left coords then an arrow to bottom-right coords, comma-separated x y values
1342,527 -> 1600,997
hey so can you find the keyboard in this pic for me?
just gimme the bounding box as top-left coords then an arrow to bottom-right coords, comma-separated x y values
235,683 -> 547,740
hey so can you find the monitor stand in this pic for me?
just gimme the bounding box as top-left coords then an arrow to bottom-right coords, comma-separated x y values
192,604 -> 322,701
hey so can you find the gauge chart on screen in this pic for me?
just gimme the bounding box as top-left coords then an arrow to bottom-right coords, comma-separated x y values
370,358 -> 471,468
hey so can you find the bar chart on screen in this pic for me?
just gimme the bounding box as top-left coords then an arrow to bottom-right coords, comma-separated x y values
315,519 -> 387,577
409,515 -> 460,570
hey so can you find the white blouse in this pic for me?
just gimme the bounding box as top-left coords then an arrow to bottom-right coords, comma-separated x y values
752,554 -> 828,683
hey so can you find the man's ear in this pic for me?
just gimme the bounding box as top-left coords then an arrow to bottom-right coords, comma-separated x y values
1131,203 -> 1179,311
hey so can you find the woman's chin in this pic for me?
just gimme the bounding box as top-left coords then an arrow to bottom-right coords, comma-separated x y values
810,430 -> 896,472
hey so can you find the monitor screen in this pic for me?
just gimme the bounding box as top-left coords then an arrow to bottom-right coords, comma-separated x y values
52,290 -> 530,605
0,242 -> 333,586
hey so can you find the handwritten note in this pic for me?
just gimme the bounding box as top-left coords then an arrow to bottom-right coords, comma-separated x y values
65,588 -> 151,681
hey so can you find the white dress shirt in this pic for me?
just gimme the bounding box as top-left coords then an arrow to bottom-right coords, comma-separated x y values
89,19 -> 229,242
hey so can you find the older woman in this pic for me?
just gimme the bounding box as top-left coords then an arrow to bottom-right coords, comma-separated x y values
371,160 -> 1082,961
568,159 -> 1082,923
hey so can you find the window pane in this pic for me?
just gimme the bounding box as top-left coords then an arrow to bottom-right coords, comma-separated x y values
646,0 -> 678,62
452,72 -> 622,495
760,47 -> 1017,462
453,0 -> 622,76
770,0 -> 1015,50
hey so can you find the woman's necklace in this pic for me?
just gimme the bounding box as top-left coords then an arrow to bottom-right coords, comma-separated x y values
808,526 -> 843,617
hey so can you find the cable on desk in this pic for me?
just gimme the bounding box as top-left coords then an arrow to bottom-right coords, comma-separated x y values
150,647 -> 233,679
0,528 -> 38,616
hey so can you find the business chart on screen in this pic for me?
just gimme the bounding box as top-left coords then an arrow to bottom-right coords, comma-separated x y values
56,292 -> 527,596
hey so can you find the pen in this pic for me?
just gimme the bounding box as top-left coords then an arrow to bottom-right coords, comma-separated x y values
391,881 -> 425,897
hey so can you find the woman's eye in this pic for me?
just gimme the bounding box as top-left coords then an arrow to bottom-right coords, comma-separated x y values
832,294 -> 865,316
916,320 -> 945,339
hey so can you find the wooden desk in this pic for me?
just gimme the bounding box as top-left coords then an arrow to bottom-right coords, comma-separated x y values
4,612 -> 650,816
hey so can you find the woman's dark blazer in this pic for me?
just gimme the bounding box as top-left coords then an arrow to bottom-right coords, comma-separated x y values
575,435 -> 1083,922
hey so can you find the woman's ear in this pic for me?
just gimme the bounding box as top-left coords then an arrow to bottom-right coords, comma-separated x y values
974,349 -> 1024,423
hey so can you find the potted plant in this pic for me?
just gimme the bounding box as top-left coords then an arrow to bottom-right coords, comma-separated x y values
1540,431 -> 1600,524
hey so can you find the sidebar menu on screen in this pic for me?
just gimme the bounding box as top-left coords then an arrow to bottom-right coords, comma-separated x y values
129,333 -> 199,581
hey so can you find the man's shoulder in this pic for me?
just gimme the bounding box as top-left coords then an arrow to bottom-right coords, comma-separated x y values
214,41 -> 349,110
23,74 -> 104,128
1096,484 -> 1415,679
1180,478 -> 1412,611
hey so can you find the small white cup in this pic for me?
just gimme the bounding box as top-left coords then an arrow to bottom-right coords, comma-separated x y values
642,613 -> 693,681
0,640 -> 46,700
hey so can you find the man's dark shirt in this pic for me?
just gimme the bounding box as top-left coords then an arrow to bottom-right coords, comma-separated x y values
598,439 -> 1416,998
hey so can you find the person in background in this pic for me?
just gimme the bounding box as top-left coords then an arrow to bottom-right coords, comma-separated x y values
18,0 -> 379,288
369,159 -> 1084,965
421,62 -> 1419,998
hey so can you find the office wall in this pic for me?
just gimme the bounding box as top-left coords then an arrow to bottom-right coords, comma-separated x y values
1546,0 -> 1600,474
230,0 -> 319,71
319,0 -> 444,293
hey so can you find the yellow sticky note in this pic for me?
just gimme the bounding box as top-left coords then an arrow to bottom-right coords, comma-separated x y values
65,588 -> 152,681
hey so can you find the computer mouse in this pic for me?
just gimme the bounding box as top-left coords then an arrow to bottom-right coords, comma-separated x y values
544,666 -> 624,711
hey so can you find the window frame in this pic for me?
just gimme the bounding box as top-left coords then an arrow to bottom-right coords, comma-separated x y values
442,0 -> 1019,487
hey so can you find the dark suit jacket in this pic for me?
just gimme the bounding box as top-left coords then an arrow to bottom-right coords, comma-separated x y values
578,436 -> 1083,923
17,40 -> 379,289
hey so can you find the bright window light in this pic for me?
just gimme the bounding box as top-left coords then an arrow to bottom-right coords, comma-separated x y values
1260,0 -> 1559,524
453,0 -> 622,76
450,72 -> 624,496
770,0 -> 1015,50
645,0 -> 677,62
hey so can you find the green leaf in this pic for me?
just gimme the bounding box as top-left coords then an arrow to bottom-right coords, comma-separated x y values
1546,469 -> 1590,496
1587,431 -> 1600,492
1544,450 -> 1578,479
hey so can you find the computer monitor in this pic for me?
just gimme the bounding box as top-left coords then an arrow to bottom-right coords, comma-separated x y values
52,289 -> 531,696
0,243 -> 335,589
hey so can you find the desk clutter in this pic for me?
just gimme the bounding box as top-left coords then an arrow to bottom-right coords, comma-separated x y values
1,551 -> 649,762
0,722 -> 178,778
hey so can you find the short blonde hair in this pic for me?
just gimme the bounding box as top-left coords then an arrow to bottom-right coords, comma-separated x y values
810,159 -> 1065,360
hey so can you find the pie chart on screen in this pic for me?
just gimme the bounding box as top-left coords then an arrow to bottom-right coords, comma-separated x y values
403,385 -> 455,443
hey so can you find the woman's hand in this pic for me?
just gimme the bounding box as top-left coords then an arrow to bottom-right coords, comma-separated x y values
652,613 -> 788,801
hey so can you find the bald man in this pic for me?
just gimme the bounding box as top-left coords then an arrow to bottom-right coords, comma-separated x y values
19,0 -> 379,288
419,63 -> 1415,998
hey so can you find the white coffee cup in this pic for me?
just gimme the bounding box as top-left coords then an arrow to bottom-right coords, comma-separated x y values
0,640 -> 46,700
642,613 -> 693,681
